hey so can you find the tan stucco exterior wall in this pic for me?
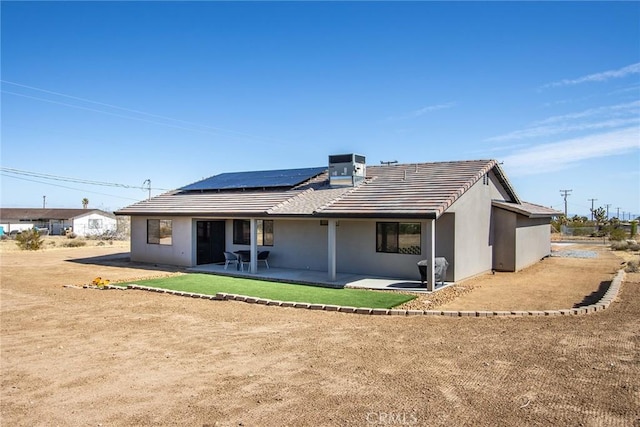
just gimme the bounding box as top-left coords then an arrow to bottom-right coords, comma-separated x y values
445,172 -> 507,281
130,216 -> 193,266
515,217 -> 552,271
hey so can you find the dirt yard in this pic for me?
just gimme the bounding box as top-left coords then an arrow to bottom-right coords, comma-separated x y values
1,239 -> 639,426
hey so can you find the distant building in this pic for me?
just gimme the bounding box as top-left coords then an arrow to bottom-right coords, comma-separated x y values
0,208 -> 117,237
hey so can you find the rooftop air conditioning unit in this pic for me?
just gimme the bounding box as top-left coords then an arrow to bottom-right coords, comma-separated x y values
328,154 -> 366,187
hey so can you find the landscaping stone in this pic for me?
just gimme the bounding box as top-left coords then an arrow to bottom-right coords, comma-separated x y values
293,303 -> 310,309
511,311 -> 528,316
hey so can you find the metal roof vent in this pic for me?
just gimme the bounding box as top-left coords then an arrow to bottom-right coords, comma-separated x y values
328,154 -> 366,187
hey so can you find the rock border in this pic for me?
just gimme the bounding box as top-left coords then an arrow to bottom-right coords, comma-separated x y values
118,269 -> 625,317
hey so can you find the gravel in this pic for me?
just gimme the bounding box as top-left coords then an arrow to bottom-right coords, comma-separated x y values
551,250 -> 599,259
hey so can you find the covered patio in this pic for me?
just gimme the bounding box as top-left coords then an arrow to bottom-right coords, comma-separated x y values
187,263 -> 449,293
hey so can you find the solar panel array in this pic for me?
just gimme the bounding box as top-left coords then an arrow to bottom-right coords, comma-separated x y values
180,166 -> 327,191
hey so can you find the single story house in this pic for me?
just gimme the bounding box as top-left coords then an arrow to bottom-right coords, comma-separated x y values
0,208 -> 117,237
115,155 -> 560,290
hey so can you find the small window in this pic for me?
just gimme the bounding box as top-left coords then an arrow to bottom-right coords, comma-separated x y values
376,222 -> 421,254
233,219 -> 273,246
88,218 -> 102,229
147,219 -> 172,245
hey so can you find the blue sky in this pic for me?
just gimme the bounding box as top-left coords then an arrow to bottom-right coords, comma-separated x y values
1,1 -> 639,218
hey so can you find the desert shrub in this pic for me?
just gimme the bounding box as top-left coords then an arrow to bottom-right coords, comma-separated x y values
0,234 -> 8,241
66,232 -> 78,239
15,228 -> 44,250
62,239 -> 86,248
609,228 -> 627,241
610,241 -> 629,251
625,260 -> 639,273
571,227 -> 593,237
629,243 -> 640,251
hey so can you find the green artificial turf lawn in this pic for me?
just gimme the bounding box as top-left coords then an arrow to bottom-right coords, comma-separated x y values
128,274 -> 415,309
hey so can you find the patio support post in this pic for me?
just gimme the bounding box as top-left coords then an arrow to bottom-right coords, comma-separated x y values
426,219 -> 436,291
250,218 -> 258,273
327,219 -> 337,281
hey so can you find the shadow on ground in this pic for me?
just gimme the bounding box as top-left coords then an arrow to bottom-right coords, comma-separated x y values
65,252 -> 185,274
574,280 -> 611,308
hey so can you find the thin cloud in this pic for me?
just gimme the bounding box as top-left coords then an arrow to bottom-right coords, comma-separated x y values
486,117 -> 639,142
387,102 -> 456,121
534,101 -> 640,125
501,127 -> 640,177
486,101 -> 640,142
542,63 -> 640,89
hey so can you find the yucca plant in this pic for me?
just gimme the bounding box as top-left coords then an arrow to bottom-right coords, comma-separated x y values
15,228 -> 44,251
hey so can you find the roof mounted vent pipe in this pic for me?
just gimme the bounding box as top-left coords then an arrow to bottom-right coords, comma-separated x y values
329,154 -> 366,187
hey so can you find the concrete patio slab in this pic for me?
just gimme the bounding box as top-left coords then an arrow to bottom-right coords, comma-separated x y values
187,262 -> 445,293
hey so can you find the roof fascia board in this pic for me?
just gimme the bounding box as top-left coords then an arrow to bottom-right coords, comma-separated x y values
492,201 -> 558,218
491,162 -> 521,204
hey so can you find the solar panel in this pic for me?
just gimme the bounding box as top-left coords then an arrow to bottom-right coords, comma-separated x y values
180,166 -> 327,191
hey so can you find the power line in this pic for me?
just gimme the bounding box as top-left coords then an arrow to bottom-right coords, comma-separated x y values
1,173 -> 142,201
2,90 -> 223,137
1,167 -> 169,191
1,80 -> 287,144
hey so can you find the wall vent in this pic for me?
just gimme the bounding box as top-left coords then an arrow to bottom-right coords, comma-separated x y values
328,154 -> 366,187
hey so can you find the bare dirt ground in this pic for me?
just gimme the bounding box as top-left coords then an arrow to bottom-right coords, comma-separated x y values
1,239 -> 639,426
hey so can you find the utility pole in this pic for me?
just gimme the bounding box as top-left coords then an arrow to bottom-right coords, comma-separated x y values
605,204 -> 611,220
560,189 -> 572,218
143,179 -> 151,200
616,207 -> 620,219
588,198 -> 597,221
42,195 -> 46,209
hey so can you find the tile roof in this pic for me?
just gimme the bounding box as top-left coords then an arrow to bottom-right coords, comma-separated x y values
316,160 -> 512,218
492,201 -> 562,218
116,159 -> 521,219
